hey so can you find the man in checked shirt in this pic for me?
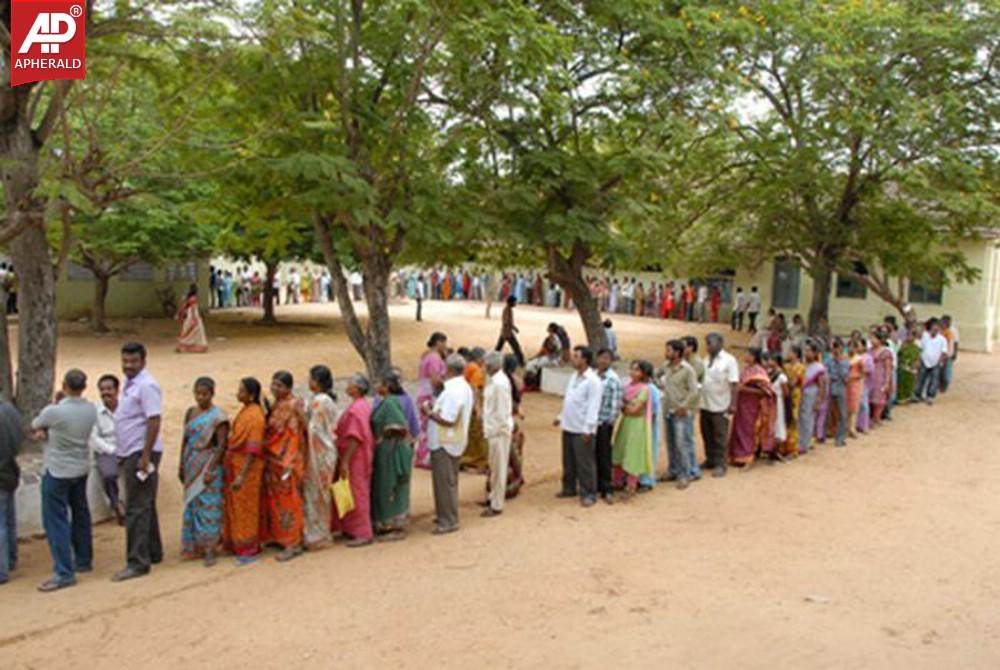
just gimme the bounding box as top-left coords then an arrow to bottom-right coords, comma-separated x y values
594,348 -> 623,505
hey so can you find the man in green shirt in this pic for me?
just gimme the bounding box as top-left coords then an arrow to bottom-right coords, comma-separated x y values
657,340 -> 701,489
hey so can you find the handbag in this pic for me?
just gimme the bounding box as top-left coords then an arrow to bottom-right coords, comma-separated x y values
330,477 -> 355,518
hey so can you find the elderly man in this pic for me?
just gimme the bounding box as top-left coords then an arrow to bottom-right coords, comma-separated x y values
112,342 -> 164,582
427,353 -> 475,534
699,333 -> 739,478
0,395 -> 22,586
481,352 -> 513,518
555,346 -> 603,507
32,369 -> 98,592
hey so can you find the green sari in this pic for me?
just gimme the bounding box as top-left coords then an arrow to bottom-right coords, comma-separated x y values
897,342 -> 920,402
371,395 -> 413,532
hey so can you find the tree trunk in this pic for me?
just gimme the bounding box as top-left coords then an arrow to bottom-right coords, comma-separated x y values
0,288 -> 12,401
547,243 -> 607,351
261,260 -> 278,324
92,272 -> 110,333
360,254 -> 393,380
11,222 -> 57,429
807,263 -> 833,335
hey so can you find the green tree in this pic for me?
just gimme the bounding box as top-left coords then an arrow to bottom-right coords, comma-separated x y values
701,0 -> 999,329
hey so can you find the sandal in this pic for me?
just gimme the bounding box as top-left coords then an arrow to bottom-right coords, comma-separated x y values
276,546 -> 304,562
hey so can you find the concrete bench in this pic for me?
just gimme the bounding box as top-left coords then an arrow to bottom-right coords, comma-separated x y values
540,363 -> 631,396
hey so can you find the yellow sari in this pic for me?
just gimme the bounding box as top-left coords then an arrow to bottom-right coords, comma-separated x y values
782,361 -> 805,457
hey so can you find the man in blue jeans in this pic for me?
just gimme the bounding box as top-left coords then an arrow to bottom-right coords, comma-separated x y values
31,369 -> 98,592
658,339 -> 701,489
0,396 -> 22,585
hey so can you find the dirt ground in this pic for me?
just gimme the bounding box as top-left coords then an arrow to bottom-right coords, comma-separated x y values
2,298 -> 999,669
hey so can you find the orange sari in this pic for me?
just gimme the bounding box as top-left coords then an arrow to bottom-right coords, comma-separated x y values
222,404 -> 265,557
259,396 -> 306,549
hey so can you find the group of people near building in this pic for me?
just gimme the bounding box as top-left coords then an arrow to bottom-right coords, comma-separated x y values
551,313 -> 960,510
209,265 -> 338,310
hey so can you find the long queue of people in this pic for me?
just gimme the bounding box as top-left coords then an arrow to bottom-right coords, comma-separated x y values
0,310 -> 957,593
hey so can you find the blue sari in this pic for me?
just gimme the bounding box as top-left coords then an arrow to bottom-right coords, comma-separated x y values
639,385 -> 662,488
181,405 -> 227,557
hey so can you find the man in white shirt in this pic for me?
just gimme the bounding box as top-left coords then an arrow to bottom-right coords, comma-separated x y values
732,287 -> 746,331
555,347 -> 603,507
699,333 -> 740,478
427,354 -> 474,534
915,318 -> 948,405
287,268 -> 300,304
90,374 -> 123,525
747,286 -> 762,331
350,270 -> 364,301
481,352 -> 513,517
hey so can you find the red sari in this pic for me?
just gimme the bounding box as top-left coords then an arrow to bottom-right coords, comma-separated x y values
175,295 -> 208,353
259,396 -> 306,549
710,288 -> 721,322
332,397 -> 375,540
728,364 -> 776,466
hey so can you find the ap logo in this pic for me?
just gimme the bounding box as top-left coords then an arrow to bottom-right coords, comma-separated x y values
18,11 -> 79,54
9,1 -> 87,87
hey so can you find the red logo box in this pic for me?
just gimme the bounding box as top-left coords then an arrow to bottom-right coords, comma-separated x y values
9,0 -> 86,87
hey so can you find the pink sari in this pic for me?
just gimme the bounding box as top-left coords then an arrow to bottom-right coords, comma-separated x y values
728,364 -> 776,466
332,397 -> 375,541
415,351 -> 445,469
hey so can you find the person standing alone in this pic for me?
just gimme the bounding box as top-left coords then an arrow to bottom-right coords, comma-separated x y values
112,342 -> 164,582
495,296 -> 525,367
31,370 -> 98,592
747,287 -> 761,332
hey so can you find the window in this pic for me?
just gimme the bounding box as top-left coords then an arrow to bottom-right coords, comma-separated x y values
166,262 -> 198,282
771,258 -> 800,309
909,272 -> 944,305
120,262 -> 155,281
65,262 -> 94,281
836,274 -> 868,299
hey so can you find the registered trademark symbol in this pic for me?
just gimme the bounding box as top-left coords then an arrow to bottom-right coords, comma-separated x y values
70,5 -> 83,17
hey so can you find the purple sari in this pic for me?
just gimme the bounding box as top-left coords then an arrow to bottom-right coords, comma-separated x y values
856,353 -> 875,433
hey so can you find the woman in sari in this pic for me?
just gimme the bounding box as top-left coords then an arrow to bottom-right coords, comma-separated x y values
333,373 -> 375,547
869,330 -> 894,426
710,286 -> 721,323
814,341 -> 833,443
857,341 -> 875,434
222,377 -> 266,565
765,353 -> 790,454
261,371 -> 306,562
461,348 -> 489,472
371,371 -> 414,540
846,338 -> 866,438
896,328 -> 921,403
782,346 -> 804,458
728,349 -> 776,467
798,341 -> 828,455
502,354 -> 526,498
303,365 -> 339,550
612,361 -> 655,497
179,377 -> 228,565
175,284 -> 208,353
416,332 -> 448,469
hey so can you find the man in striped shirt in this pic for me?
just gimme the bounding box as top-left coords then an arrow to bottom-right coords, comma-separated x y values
595,348 -> 623,505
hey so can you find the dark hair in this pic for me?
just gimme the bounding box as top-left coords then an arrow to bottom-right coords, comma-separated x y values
804,340 -> 821,357
240,377 -> 262,405
427,332 -> 447,348
457,346 -> 472,360
470,347 -> 486,361
194,376 -> 215,394
63,368 -> 87,392
790,344 -> 803,360
633,360 -> 654,380
596,347 -> 613,358
574,345 -> 594,366
97,374 -> 119,390
603,319 -> 613,328
310,365 -> 337,401
187,283 -> 198,299
272,370 -> 294,390
502,354 -> 519,376
121,342 -> 146,360
507,295 -> 517,306
768,352 -> 784,366
667,339 -> 685,356
747,348 -> 764,365
380,369 -> 404,395
682,335 -> 698,353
